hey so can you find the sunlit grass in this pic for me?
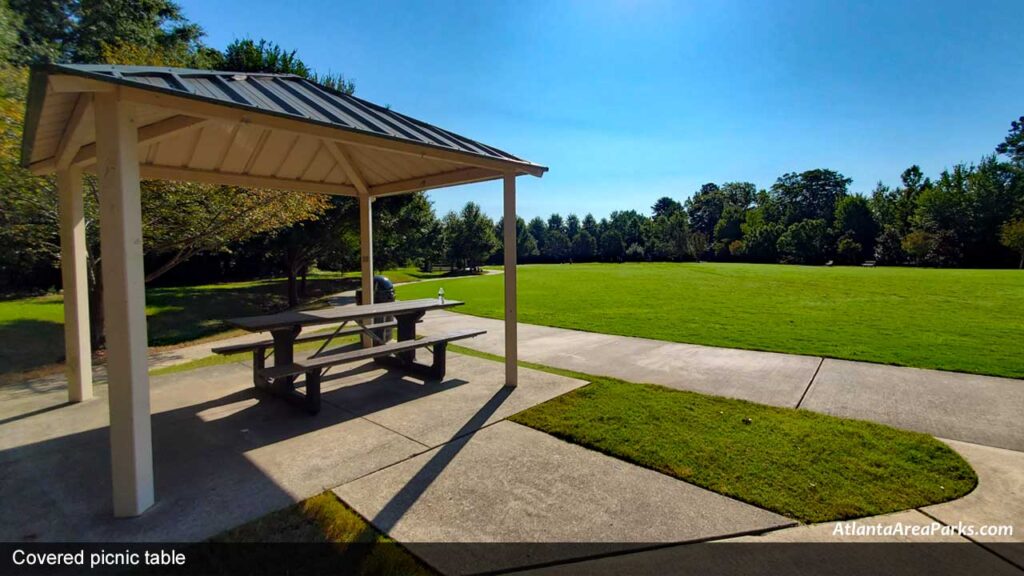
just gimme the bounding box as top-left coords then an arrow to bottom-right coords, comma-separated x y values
401,263 -> 1024,378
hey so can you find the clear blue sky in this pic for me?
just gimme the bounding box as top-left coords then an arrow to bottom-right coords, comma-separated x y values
179,0 -> 1024,221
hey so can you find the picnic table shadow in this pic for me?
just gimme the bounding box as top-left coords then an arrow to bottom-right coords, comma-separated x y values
0,357 -> 508,547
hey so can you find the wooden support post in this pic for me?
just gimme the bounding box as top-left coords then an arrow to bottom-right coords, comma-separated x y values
359,193 -> 374,347
503,172 -> 518,387
57,167 -> 92,402
94,91 -> 154,517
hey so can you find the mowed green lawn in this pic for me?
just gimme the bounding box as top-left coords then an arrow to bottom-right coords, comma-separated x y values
399,263 -> 1024,379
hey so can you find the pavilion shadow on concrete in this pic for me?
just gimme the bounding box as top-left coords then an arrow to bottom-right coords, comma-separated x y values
20,63 -> 546,517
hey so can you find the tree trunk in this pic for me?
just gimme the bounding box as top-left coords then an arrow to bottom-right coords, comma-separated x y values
1019,253 -> 1023,269
299,265 -> 308,297
285,246 -> 301,308
87,260 -> 105,351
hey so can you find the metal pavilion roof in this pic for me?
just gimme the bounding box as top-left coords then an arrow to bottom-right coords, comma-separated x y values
21,63 -> 546,195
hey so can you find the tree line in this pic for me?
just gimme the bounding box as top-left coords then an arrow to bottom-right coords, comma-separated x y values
443,133 -> 1024,270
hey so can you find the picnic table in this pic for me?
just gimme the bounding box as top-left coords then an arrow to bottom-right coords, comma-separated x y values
218,298 -> 485,413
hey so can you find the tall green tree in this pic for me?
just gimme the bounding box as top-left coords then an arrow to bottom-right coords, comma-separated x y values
770,169 -> 851,226
996,116 -> 1024,165
833,195 -> 878,261
452,202 -> 497,269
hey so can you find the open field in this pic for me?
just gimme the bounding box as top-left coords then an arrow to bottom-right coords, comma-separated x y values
400,263 -> 1024,379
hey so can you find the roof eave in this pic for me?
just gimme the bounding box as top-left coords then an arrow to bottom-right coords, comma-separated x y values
27,64 -> 549,178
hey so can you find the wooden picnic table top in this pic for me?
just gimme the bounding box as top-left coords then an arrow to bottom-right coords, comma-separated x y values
225,298 -> 463,333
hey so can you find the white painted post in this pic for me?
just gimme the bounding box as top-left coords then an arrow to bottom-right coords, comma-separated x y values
503,172 -> 518,387
57,167 -> 92,402
94,91 -> 154,517
359,193 -> 374,346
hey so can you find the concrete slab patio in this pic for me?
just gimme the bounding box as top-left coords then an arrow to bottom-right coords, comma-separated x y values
0,352 -> 585,542
334,420 -> 795,575
420,310 -> 1024,451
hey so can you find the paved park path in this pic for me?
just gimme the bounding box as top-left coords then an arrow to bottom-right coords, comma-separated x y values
420,310 -> 1024,452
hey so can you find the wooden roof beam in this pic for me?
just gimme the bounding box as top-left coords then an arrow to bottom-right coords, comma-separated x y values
135,164 -> 358,196
370,167 -> 503,197
71,115 -> 208,168
324,141 -> 369,196
54,94 -> 93,169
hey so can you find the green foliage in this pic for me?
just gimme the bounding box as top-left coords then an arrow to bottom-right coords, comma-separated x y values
649,210 -> 691,261
570,229 -> 597,260
397,262 -> 1024,378
833,195 -> 878,260
712,204 -> 743,243
874,226 -> 906,265
777,219 -> 830,264
7,0 -> 204,64
738,223 -> 783,262
599,229 -> 624,261
684,182 -> 724,236
836,235 -> 863,265
0,67 -> 59,287
441,202 -> 497,269
771,169 -> 851,226
996,115 -> 1024,165
545,229 -> 571,262
999,219 -> 1024,268
220,38 -> 355,95
651,196 -> 682,219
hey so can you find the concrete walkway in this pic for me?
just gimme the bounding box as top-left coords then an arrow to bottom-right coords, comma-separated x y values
419,310 -> 1024,452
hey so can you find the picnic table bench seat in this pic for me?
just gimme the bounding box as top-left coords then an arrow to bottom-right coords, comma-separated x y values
259,328 -> 486,413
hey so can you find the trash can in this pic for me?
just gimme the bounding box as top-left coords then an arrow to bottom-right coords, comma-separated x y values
355,275 -> 395,342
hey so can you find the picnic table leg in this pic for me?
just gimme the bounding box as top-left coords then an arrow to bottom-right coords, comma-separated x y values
395,312 -> 423,364
269,326 -> 300,390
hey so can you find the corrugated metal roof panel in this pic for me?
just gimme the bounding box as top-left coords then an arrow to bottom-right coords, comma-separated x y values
32,64 -> 536,168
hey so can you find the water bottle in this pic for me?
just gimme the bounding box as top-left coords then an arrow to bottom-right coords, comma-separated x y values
438,287 -> 445,304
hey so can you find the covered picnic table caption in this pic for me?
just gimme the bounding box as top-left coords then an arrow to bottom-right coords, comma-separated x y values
215,298 -> 486,413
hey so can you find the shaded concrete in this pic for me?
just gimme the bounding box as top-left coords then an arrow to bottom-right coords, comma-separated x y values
320,352 -> 588,447
924,439 -> 1024,567
802,359 -> 1024,451
421,310 -> 820,408
334,421 -> 794,575
0,354 -> 580,543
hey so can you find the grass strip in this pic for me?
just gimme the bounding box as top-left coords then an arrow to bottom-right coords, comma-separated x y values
201,491 -> 434,575
448,344 -> 977,524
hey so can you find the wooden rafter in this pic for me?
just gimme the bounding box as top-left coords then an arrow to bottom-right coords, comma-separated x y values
370,167 -> 502,197
38,115 -> 208,172
324,140 -> 370,196
54,94 -> 93,169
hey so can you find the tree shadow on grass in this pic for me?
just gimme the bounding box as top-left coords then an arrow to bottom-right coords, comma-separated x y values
0,277 -> 359,376
0,319 -> 65,374
146,276 -> 359,346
